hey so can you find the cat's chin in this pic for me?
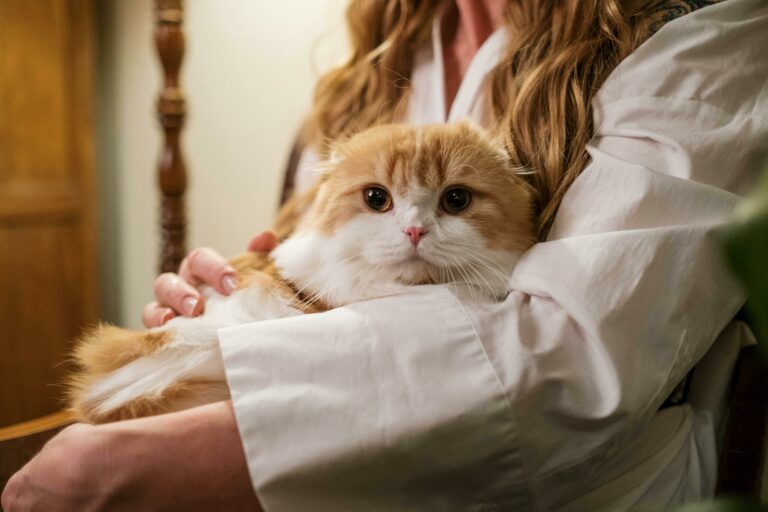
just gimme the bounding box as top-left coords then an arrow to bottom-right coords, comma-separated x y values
391,258 -> 441,286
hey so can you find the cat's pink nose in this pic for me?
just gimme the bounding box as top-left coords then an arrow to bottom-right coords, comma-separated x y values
404,226 -> 427,246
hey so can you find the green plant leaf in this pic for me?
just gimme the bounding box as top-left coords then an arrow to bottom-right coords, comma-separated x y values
722,163 -> 768,346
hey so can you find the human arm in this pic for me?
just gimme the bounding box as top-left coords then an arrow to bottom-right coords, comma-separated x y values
216,2 -> 768,510
1,401 -> 260,512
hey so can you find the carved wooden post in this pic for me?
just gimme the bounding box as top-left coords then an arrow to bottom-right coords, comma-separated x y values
154,0 -> 187,272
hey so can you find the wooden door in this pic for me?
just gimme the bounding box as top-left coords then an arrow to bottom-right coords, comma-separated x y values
0,0 -> 98,426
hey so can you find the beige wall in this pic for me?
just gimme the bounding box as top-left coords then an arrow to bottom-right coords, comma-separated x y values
96,1 -> 348,328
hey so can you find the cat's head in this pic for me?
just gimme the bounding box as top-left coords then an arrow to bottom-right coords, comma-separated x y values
272,122 -> 536,307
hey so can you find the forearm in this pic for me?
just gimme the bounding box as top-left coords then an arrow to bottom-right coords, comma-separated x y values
102,400 -> 260,512
2,401 -> 260,512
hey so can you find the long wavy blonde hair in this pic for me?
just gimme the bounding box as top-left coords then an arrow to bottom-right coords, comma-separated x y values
303,0 -> 658,239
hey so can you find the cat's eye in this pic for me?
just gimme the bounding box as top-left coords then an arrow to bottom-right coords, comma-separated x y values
363,186 -> 392,212
441,187 -> 472,214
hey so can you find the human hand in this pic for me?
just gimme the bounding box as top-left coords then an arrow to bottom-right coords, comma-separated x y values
143,230 -> 278,327
1,424 -> 120,511
2,402 -> 260,512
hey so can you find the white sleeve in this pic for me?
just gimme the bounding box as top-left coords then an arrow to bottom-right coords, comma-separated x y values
219,1 -> 768,510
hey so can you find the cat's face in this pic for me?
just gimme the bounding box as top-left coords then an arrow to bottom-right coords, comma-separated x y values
273,122 -> 536,306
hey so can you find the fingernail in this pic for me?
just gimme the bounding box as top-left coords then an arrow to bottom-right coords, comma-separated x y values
161,309 -> 175,325
222,274 -> 238,294
182,297 -> 199,316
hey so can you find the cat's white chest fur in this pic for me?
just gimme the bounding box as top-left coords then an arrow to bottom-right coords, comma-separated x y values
272,228 -> 413,307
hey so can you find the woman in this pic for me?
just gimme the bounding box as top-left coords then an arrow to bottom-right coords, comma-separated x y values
4,0 -> 766,510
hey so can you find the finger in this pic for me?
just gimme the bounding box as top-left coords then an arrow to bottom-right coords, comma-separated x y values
247,230 -> 278,253
142,302 -> 177,328
178,247 -> 238,296
153,273 -> 204,317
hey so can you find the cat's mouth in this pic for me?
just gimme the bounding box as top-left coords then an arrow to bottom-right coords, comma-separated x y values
393,251 -> 441,285
401,248 -> 435,266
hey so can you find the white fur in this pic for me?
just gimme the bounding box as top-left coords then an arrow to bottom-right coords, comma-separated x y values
84,284 -> 302,415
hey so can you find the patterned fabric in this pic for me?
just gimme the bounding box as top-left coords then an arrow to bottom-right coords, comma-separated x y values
646,0 -> 724,35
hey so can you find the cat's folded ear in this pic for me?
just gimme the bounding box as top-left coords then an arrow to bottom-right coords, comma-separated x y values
314,128 -> 359,179
455,120 -> 507,152
455,120 -> 535,177
310,130 -> 355,180
312,150 -> 344,180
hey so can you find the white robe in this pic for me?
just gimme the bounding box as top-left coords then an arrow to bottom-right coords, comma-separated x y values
219,1 -> 768,510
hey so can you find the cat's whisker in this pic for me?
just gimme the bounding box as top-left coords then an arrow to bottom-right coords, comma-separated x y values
459,257 -> 490,301
447,266 -> 460,294
466,251 -> 515,287
462,258 -> 511,297
463,252 -> 511,285
440,264 -> 460,295
442,245 -> 512,299
452,257 -> 478,303
465,260 -> 504,298
449,244 -> 514,285
455,256 -> 492,297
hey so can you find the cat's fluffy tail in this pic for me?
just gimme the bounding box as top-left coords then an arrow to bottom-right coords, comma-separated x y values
67,324 -> 228,423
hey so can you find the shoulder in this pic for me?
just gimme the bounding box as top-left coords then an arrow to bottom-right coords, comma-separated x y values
590,0 -> 768,193
644,0 -> 724,35
597,0 -> 767,116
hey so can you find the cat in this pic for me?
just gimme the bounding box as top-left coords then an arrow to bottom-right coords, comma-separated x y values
68,121 -> 536,423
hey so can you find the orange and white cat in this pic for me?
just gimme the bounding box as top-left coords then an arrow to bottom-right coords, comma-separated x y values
68,122 -> 536,423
